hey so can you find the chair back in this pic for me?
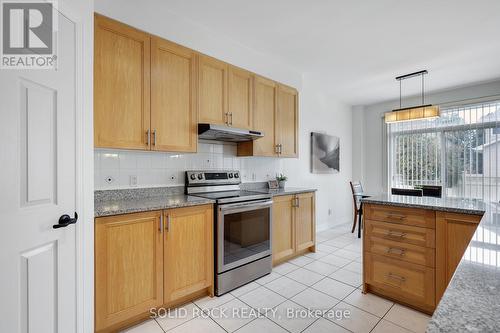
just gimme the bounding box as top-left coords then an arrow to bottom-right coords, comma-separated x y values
350,181 -> 364,211
421,185 -> 442,198
391,187 -> 423,197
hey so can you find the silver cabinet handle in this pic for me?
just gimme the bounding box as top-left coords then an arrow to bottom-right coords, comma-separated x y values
152,129 -> 157,146
230,112 -> 233,126
159,214 -> 163,233
225,112 -> 229,125
166,214 -> 171,231
386,231 -> 406,238
146,129 -> 150,147
278,144 -> 282,154
386,272 -> 406,282
386,247 -> 405,256
275,144 -> 280,154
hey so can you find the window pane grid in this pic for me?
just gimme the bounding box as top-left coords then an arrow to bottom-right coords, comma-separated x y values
389,100 -> 500,203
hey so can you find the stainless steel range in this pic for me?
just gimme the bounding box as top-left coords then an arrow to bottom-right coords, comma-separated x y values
185,170 -> 272,295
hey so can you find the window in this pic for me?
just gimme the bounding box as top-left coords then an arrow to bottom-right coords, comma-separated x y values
388,100 -> 500,202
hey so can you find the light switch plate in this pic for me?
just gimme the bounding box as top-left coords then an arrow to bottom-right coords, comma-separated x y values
129,175 -> 137,187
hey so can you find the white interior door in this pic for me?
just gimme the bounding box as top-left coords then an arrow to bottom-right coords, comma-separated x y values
0,9 -> 78,333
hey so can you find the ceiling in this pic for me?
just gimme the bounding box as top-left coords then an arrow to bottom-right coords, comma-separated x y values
143,0 -> 500,105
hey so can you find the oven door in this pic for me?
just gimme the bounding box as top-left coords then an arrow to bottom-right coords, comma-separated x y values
217,199 -> 272,273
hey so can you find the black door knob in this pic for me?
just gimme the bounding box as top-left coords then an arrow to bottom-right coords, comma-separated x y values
53,212 -> 78,229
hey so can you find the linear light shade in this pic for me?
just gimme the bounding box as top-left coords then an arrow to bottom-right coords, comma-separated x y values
385,105 -> 440,123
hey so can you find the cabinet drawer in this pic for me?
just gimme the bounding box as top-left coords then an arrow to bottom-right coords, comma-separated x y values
364,204 -> 435,229
365,253 -> 435,309
365,219 -> 435,248
365,236 -> 435,267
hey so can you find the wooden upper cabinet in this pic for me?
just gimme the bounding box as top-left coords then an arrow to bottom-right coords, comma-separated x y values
151,37 -> 197,152
237,76 -> 278,157
276,84 -> 298,157
95,211 -> 163,332
228,66 -> 253,129
272,195 -> 295,264
163,205 -> 213,305
295,192 -> 315,251
198,55 -> 228,125
94,14 -> 151,150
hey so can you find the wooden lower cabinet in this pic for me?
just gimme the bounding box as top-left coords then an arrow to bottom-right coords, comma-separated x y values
363,204 -> 481,314
95,211 -> 163,332
163,205 -> 214,305
272,192 -> 315,265
435,211 -> 481,302
272,195 -> 295,263
295,192 -> 315,251
95,205 -> 213,332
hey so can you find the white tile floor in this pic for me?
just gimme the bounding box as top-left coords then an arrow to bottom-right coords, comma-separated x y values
121,224 -> 431,333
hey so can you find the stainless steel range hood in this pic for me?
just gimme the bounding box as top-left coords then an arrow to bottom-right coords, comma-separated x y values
198,124 -> 264,142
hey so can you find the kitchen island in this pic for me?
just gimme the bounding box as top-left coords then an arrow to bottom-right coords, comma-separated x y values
361,194 -> 500,332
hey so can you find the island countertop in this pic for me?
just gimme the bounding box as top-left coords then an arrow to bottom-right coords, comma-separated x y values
362,194 -> 500,332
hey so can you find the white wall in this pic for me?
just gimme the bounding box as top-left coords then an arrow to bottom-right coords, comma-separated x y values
283,74 -> 353,229
94,0 -> 354,230
95,0 -> 301,89
354,80 -> 500,194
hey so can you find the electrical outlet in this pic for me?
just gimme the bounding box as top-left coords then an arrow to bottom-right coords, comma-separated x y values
328,208 -> 332,216
251,173 -> 256,181
104,176 -> 114,184
129,175 -> 137,187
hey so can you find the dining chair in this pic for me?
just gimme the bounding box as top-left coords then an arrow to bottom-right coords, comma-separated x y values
350,181 -> 368,237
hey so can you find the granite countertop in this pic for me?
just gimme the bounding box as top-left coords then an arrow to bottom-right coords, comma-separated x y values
361,193 -> 486,215
253,187 -> 317,196
361,194 -> 500,332
94,187 -> 214,217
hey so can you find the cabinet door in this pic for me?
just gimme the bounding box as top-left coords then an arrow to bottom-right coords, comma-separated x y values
272,195 -> 295,264
236,76 -> 277,157
276,84 -> 298,157
94,14 -> 151,150
436,212 -> 480,302
228,66 -> 253,129
151,37 -> 197,152
198,55 -> 228,125
295,192 -> 315,251
164,205 -> 213,304
95,211 -> 163,332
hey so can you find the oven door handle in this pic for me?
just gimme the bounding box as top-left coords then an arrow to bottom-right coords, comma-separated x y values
218,200 -> 273,212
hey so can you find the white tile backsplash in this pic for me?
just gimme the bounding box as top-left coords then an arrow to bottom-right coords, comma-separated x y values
94,142 -> 282,190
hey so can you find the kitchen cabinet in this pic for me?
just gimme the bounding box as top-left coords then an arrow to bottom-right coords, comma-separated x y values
228,66 -> 253,129
295,192 -> 316,251
151,37 -> 197,152
272,192 -> 316,265
163,205 -> 214,305
95,211 -> 163,332
238,76 -> 278,156
237,80 -> 298,158
94,205 -> 214,332
363,204 -> 481,314
435,211 -> 480,302
276,84 -> 299,157
198,55 -> 228,125
272,195 -> 295,263
94,14 -> 151,150
94,15 -> 197,153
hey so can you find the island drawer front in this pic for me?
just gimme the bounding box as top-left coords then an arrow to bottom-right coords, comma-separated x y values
364,235 -> 435,267
364,219 -> 436,248
365,253 -> 435,309
364,204 -> 435,229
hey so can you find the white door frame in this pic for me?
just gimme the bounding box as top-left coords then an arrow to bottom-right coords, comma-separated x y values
57,1 -> 94,333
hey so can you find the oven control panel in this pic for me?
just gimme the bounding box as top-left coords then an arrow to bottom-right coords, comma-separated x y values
185,170 -> 240,185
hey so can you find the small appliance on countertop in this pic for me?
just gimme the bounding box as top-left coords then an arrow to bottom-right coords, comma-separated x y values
185,170 -> 272,295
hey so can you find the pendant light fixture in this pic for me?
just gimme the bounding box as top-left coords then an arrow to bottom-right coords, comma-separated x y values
384,70 -> 440,123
